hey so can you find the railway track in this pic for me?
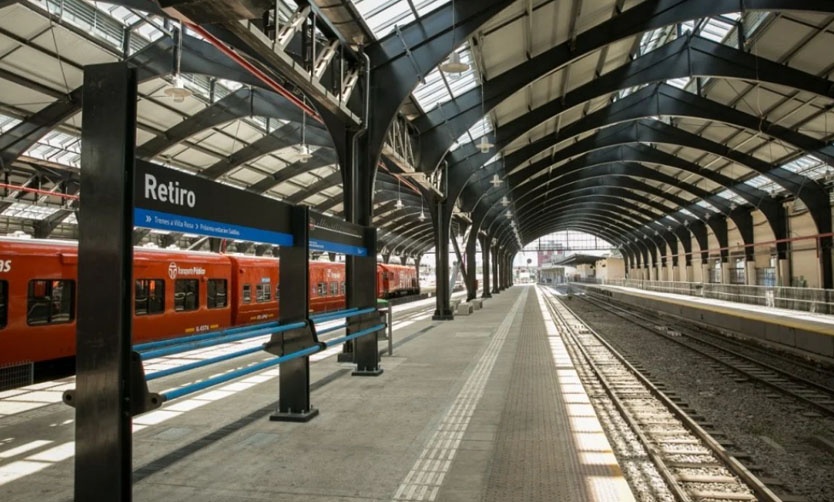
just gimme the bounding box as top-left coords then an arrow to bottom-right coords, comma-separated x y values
578,290 -> 834,418
540,287 -> 781,501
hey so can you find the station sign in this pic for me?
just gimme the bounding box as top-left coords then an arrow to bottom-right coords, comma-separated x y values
308,210 -> 368,256
134,160 -> 294,246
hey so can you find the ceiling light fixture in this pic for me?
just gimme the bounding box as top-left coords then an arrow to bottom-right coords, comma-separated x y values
501,195 -> 509,206
419,196 -> 426,221
395,176 -> 403,209
490,174 -> 502,187
439,1 -> 470,74
165,22 -> 192,103
297,99 -> 313,163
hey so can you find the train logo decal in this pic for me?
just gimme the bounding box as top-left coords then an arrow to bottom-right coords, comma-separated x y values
167,262 -> 206,279
0,260 -> 10,272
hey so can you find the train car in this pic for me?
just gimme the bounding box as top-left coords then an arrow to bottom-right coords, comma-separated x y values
377,263 -> 419,298
133,248 -> 234,343
310,261 -> 346,312
228,255 -> 279,325
0,236 -> 415,376
0,238 -> 79,366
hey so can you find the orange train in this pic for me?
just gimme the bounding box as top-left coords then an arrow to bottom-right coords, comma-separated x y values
0,238 -> 418,369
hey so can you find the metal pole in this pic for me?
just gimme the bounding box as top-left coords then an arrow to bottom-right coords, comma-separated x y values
75,62 -> 137,502
387,307 -> 393,356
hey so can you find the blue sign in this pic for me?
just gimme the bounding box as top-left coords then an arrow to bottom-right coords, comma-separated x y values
135,208 -> 293,247
309,239 -> 368,257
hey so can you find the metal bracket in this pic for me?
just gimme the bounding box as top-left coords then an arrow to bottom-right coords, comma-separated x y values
63,351 -> 162,417
262,320 -> 319,356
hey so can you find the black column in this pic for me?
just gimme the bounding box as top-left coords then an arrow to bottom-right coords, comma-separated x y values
352,226 -> 383,375
479,234 -> 491,298
432,197 -> 454,320
492,245 -> 499,293
465,230 -> 478,301
272,205 -> 318,421
75,62 -> 136,502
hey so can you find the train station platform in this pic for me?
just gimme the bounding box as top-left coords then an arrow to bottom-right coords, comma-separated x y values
0,285 -> 635,501
577,283 -> 834,361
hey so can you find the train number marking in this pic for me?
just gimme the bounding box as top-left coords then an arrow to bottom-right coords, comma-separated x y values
0,260 -> 10,272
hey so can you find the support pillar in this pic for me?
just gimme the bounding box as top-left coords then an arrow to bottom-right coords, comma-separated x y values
492,244 -> 499,293
465,230 -> 478,301
432,196 -> 454,320
778,258 -> 791,287
745,260 -> 757,285
75,62 -> 137,502
352,227 -> 382,375
271,205 -> 318,421
480,234 -> 492,298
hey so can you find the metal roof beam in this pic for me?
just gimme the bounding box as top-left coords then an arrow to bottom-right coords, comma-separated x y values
415,0 -> 834,172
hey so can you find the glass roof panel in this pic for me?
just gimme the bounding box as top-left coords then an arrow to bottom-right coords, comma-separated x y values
412,44 -> 478,113
1,203 -> 60,221
352,0 -> 449,39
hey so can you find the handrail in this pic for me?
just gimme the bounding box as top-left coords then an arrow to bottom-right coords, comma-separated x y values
323,323 -> 385,348
160,344 -> 322,402
154,308 -> 386,403
145,345 -> 263,381
310,306 -> 375,323
140,321 -> 306,360
134,321 -> 280,352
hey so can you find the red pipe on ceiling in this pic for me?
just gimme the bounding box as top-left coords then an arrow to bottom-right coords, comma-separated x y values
0,182 -> 79,200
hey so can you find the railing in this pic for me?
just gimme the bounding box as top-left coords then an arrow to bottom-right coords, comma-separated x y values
154,307 -> 386,403
575,278 -> 834,315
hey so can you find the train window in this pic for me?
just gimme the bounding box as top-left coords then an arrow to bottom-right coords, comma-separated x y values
317,282 -> 326,296
329,282 -> 338,296
135,279 -> 165,315
27,279 -> 75,325
174,279 -> 199,312
340,282 -> 345,295
207,279 -> 227,309
0,280 -> 6,328
254,281 -> 272,303
275,285 -> 280,300
243,284 -> 251,304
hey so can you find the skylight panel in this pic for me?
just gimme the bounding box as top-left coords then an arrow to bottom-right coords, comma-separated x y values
412,44 -> 477,112
716,189 -> 746,204
744,175 -> 769,188
700,17 -> 735,43
1,203 -> 59,221
667,77 -> 690,89
0,114 -> 22,133
782,154 -> 822,173
353,0 -> 449,39
696,199 -> 719,212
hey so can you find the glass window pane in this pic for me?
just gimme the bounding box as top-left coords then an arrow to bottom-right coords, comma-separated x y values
208,279 -> 227,308
27,279 -> 74,325
175,279 -> 199,311
0,280 -> 7,328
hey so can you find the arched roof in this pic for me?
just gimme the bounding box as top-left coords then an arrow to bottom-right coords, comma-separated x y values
1,0 -> 833,269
